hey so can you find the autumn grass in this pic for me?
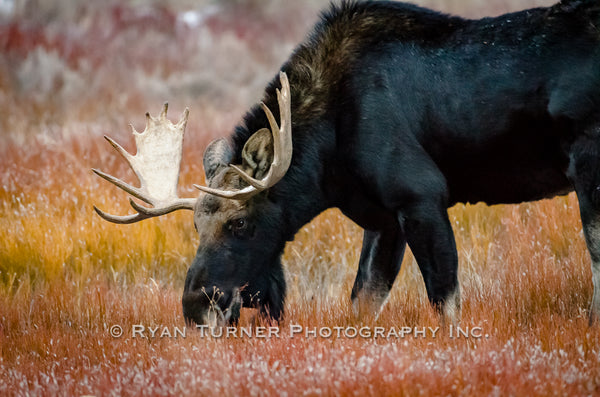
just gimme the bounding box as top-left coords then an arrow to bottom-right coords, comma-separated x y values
2,118 -> 598,395
2,0 -> 600,395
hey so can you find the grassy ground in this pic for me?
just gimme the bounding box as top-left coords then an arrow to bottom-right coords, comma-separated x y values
2,0 -> 599,395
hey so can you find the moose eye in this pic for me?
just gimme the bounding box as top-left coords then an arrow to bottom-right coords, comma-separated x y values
233,218 -> 246,229
228,218 -> 248,235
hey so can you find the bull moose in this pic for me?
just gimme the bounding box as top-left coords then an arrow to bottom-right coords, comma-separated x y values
93,0 -> 600,326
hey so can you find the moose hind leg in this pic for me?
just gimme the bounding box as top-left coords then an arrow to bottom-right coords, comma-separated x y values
589,227 -> 600,325
351,226 -> 406,318
575,208 -> 600,325
576,205 -> 600,324
568,134 -> 600,325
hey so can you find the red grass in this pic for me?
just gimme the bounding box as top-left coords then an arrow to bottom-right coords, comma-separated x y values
2,0 -> 599,395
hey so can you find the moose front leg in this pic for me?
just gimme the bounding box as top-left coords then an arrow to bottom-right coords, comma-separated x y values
351,225 -> 406,318
402,202 -> 461,326
568,134 -> 600,325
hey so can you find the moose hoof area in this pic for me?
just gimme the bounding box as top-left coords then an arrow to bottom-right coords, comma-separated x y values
351,292 -> 389,321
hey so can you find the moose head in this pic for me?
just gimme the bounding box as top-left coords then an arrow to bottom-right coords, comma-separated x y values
93,72 -> 292,326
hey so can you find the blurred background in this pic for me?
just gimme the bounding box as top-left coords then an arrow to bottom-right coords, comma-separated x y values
0,0 -> 556,146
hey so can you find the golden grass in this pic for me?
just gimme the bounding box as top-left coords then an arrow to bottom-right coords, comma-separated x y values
2,0 -> 600,395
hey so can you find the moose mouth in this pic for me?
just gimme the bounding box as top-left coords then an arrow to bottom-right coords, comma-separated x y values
182,288 -> 242,327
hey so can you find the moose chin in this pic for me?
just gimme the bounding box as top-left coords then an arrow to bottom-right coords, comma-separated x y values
94,0 -> 600,327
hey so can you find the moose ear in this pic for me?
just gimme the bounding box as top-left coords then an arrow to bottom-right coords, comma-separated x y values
203,138 -> 233,181
241,128 -> 274,180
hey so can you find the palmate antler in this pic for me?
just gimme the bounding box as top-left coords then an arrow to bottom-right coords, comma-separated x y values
92,104 -> 196,224
93,72 -> 292,224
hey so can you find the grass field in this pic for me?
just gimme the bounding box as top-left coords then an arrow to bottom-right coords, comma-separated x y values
2,0 -> 600,395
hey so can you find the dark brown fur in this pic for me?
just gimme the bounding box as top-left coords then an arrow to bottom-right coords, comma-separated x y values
283,1 -> 465,123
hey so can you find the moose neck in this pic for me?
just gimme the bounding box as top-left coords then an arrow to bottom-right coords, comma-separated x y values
273,122 -> 334,241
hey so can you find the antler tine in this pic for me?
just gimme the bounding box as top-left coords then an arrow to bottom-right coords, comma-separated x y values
93,104 -> 197,224
128,197 -> 197,216
104,135 -> 135,165
92,167 -> 150,204
228,102 -> 279,190
177,108 -> 190,129
193,183 -> 258,201
233,72 -> 292,190
194,71 -> 293,200
93,205 -> 153,224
